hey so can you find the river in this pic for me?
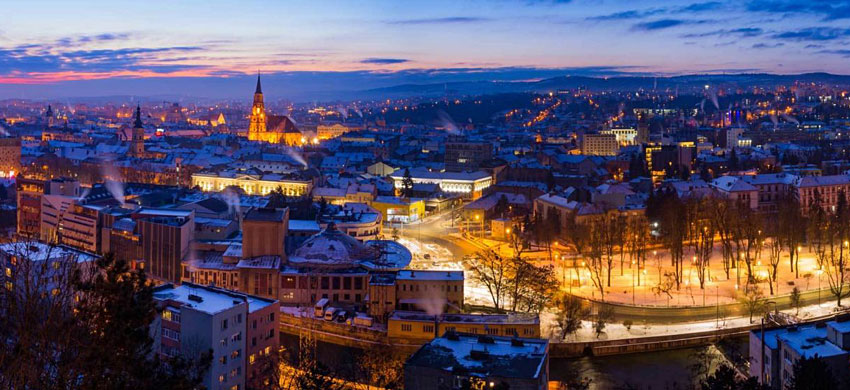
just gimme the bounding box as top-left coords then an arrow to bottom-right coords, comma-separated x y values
281,333 -> 750,389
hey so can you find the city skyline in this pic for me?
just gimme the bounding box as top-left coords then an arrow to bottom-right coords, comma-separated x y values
2,0 -> 850,99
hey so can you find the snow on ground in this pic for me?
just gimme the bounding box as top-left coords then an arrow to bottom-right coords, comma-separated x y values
540,299 -> 848,343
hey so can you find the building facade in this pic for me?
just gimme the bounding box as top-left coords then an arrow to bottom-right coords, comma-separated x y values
152,283 -> 280,390
192,171 -> 312,197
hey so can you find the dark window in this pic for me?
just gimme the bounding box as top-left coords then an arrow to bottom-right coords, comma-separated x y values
321,277 -> 329,289
343,277 -> 351,290
332,277 -> 340,290
354,277 -> 363,290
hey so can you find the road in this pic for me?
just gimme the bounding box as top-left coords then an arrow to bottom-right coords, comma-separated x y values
393,209 -> 497,306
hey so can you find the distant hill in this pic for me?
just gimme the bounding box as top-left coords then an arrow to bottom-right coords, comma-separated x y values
360,73 -> 850,99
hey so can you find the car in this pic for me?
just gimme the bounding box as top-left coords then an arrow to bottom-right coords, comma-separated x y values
323,307 -> 337,321
335,310 -> 347,323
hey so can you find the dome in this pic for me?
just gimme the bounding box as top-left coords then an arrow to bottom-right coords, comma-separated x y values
289,223 -> 378,267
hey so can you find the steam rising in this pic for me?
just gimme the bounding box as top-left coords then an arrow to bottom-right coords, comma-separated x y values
706,88 -> 719,110
221,187 -> 241,216
436,110 -> 460,135
781,113 -> 799,125
101,163 -> 125,205
283,146 -> 307,167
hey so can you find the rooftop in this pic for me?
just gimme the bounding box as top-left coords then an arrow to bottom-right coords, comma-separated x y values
244,207 -> 286,222
406,333 -> 548,380
776,325 -> 847,359
397,270 -> 463,281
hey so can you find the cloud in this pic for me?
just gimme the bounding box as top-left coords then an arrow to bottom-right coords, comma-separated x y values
681,27 -> 763,38
55,33 -> 131,47
587,1 -> 722,21
631,19 -> 708,31
746,1 -> 850,21
818,49 -> 850,57
586,9 -> 665,21
771,27 -> 850,41
361,58 -> 409,65
752,42 -> 784,49
677,1 -> 723,13
386,17 -> 489,25
0,45 -> 205,74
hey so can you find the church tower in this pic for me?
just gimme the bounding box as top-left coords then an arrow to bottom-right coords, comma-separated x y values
130,105 -> 145,158
248,72 -> 266,141
45,105 -> 55,128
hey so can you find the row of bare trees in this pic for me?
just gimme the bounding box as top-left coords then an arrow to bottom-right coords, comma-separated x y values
553,185 -> 850,308
468,231 -> 558,312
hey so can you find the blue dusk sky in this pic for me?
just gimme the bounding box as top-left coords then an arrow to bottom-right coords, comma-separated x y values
1,0 -> 849,99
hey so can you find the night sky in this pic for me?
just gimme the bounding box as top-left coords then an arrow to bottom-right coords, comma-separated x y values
1,0 -> 849,99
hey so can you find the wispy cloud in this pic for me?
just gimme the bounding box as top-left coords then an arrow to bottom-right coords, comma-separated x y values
752,42 -> 784,49
632,19 -> 709,31
771,27 -> 850,41
386,17 -> 489,25
586,9 -> 665,21
361,58 -> 409,65
819,49 -> 850,57
0,45 -> 205,74
746,1 -> 850,21
676,1 -> 723,13
681,27 -> 763,38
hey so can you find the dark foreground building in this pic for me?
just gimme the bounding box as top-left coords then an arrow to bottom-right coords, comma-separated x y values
404,332 -> 549,390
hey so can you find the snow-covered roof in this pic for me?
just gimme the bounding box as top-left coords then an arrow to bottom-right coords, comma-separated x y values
796,174 -> 850,188
288,219 -> 321,232
397,270 -> 463,281
153,283 -> 246,315
405,333 -> 548,380
776,325 -> 846,359
0,242 -> 97,263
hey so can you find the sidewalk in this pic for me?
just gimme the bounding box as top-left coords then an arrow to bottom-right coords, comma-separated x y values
542,298 -> 846,343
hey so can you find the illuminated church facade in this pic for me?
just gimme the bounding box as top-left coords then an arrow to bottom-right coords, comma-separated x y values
247,74 -> 304,146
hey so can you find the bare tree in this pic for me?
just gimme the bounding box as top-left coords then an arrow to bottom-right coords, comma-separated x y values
766,236 -> 782,295
584,220 -> 607,300
778,189 -> 805,277
689,196 -> 715,290
738,285 -> 766,324
553,293 -> 589,340
713,198 -> 737,280
732,200 -> 762,287
594,305 -> 614,339
823,190 -> 850,307
357,346 -> 406,389
468,249 -> 510,310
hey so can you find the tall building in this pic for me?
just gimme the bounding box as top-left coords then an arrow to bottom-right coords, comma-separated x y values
134,208 -> 194,283
152,283 -> 280,390
248,74 -> 266,137
247,74 -> 303,146
636,115 -> 649,145
130,105 -> 146,158
581,133 -> 619,156
0,137 -> 21,178
18,178 -> 80,239
444,136 -> 493,172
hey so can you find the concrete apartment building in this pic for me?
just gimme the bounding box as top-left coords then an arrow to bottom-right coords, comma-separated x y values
750,319 -> 850,389
444,136 -> 493,172
581,133 -> 619,156
152,283 -> 280,390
